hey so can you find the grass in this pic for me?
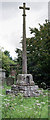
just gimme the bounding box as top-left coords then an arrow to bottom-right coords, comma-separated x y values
0,83 -> 48,118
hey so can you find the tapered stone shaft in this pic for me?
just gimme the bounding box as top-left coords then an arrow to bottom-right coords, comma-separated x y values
19,3 -> 30,74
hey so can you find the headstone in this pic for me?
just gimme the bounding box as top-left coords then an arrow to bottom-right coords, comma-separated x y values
11,69 -> 16,77
0,68 -> 6,85
6,64 -> 17,86
10,64 -> 17,82
6,77 -> 14,86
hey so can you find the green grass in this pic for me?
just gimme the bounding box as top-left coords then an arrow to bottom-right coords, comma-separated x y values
1,84 -> 48,118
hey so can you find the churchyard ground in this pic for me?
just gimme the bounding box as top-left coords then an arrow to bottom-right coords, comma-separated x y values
0,83 -> 48,119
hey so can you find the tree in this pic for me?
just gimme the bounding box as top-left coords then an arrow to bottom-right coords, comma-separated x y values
15,48 -> 22,75
27,20 -> 50,87
2,51 -> 15,77
4,50 -> 13,60
15,20 -> 50,87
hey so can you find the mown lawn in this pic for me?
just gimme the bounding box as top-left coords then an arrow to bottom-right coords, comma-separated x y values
0,84 -> 48,118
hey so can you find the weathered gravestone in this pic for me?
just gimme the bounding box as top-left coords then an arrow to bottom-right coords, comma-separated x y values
11,3 -> 42,97
6,64 -> 17,86
10,64 -> 16,78
0,68 -> 6,85
6,77 -> 14,86
10,64 -> 16,79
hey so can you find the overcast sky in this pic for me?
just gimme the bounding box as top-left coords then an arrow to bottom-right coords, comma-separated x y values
0,0 -> 49,59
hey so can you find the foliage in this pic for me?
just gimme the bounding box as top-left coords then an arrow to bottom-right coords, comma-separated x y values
1,85 -> 48,118
27,20 -> 50,87
4,50 -> 12,60
4,50 -> 10,58
2,50 -> 15,77
15,48 -> 22,75
15,20 -> 50,87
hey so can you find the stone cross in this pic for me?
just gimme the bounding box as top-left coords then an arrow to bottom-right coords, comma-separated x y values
19,3 -> 30,74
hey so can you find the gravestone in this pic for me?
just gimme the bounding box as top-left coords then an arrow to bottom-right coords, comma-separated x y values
6,64 -> 17,86
6,77 -> 14,86
0,68 -> 6,85
10,64 -> 17,81
11,3 -> 42,97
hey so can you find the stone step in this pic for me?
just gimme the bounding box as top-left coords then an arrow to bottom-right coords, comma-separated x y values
10,84 -> 42,97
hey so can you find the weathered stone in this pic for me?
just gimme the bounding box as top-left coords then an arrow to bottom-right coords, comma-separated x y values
11,84 -> 17,87
0,68 -> 6,85
6,77 -> 14,86
32,91 -> 40,97
20,90 -> 24,93
18,86 -> 25,91
24,90 -> 28,97
10,84 -> 42,97
17,74 -> 34,85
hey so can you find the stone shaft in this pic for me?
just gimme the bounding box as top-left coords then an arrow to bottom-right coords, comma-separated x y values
19,3 -> 30,74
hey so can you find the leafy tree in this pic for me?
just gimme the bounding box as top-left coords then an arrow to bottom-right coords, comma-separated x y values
2,51 -> 15,77
4,50 -> 13,60
4,50 -> 10,57
15,48 -> 22,75
27,20 -> 50,87
15,20 -> 50,87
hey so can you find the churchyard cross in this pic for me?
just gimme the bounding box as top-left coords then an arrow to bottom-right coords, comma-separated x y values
10,3 -> 40,98
19,3 -> 30,74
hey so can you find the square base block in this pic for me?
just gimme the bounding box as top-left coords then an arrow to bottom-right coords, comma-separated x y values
17,74 -> 34,85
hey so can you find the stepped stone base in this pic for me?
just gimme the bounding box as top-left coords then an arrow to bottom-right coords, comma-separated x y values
11,84 -> 41,97
11,74 -> 42,97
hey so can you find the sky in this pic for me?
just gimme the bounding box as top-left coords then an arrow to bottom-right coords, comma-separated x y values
0,0 -> 49,59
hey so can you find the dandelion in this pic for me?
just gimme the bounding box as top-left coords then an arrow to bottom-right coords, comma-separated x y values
36,100 -> 39,102
41,102 -> 45,104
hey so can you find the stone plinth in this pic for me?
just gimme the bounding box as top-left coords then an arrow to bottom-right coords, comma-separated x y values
17,74 -> 34,85
11,74 -> 42,97
11,84 -> 42,97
